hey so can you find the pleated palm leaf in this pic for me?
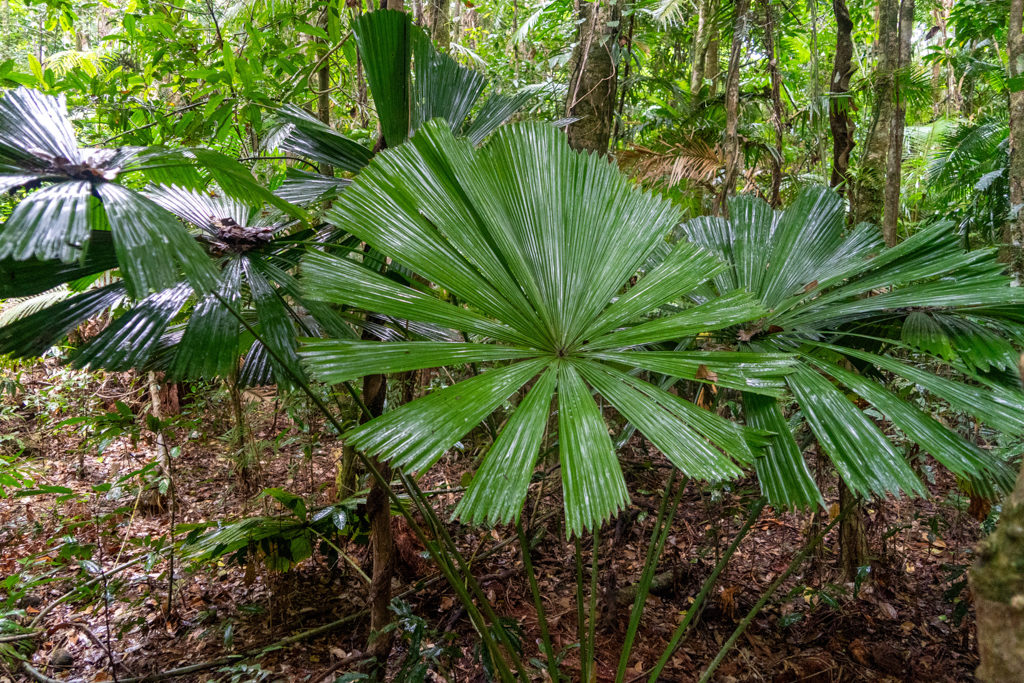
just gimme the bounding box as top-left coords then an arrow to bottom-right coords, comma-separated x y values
0,87 -> 315,370
76,185 -> 356,386
298,120 -> 798,535
269,8 -> 530,181
679,188 -> 1023,509
0,87 -> 297,300
0,176 -> 350,386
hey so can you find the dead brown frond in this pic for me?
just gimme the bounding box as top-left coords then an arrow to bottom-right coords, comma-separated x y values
619,137 -> 723,188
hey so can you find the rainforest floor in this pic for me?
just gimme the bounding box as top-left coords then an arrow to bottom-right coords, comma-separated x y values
0,363 -> 991,682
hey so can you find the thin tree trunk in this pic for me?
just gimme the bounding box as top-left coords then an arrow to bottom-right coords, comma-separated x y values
705,0 -> 720,96
881,0 -> 913,247
717,0 -> 750,214
565,0 -> 620,155
612,10 -> 634,145
362,370 -> 394,673
1002,0 -> 1024,275
690,0 -> 713,94
352,2 -> 369,128
427,0 -> 449,50
852,0 -> 899,227
829,0 -> 855,193
838,479 -> 870,582
762,0 -> 784,207
317,11 -> 333,177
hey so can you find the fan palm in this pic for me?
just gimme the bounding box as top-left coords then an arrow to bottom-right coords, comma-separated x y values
0,9 -> 524,381
925,118 -> 1008,245
0,85 -> 316,369
678,188 -> 1022,508
298,120 -> 798,535
269,8 -> 530,179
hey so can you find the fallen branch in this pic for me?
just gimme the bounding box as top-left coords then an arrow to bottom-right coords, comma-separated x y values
1,554 -> 153,645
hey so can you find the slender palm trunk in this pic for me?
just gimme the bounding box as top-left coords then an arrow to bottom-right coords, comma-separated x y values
362,370 -> 394,672
852,0 -> 898,227
565,0 -> 620,155
829,0 -> 855,193
838,479 -> 869,582
717,0 -> 750,214
881,0 -> 913,247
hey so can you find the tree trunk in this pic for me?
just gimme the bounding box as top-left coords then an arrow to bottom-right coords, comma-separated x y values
717,0 -> 750,214
317,12 -> 333,177
427,0 -> 449,50
1002,0 -> 1024,275
565,0 -> 620,155
362,370 -> 395,673
852,0 -> 898,227
705,0 -> 720,97
881,0 -> 913,247
838,480 -> 870,582
829,0 -> 855,193
690,0 -> 713,94
761,0 -> 784,207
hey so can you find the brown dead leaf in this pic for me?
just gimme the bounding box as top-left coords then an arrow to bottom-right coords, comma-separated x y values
695,364 -> 718,383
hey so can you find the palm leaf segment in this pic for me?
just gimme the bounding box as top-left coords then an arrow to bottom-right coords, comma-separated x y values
0,88 -> 217,299
0,88 -> 297,300
271,9 -> 530,175
680,189 -> 1023,509
300,121 -> 796,536
76,185 -> 353,386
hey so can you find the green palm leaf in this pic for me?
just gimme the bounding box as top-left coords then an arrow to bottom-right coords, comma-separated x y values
302,121 -> 790,535
0,283 -> 126,358
679,185 -> 1024,507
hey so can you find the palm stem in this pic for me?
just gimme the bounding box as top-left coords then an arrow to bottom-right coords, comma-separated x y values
615,471 -> 687,683
646,496 -> 766,682
587,527 -> 600,679
516,518 -> 559,682
574,535 -> 588,681
697,507 -> 849,683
